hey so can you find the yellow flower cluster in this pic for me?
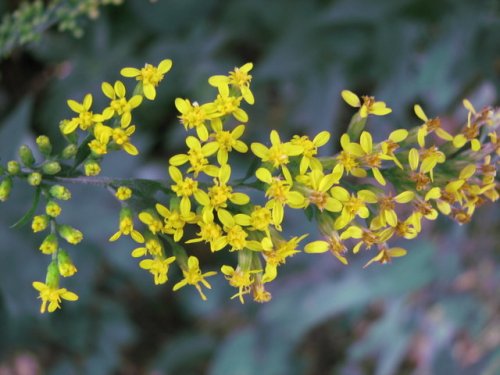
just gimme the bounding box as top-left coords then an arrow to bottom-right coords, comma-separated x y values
1,59 -> 498,312
108,62 -> 499,305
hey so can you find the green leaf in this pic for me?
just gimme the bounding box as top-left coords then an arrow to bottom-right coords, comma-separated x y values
72,133 -> 93,170
10,186 -> 41,228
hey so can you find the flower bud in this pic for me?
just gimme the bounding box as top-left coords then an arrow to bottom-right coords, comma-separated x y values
45,200 -> 62,217
45,261 -> 60,288
7,160 -> 20,175
57,249 -> 77,277
42,161 -> 61,175
32,215 -> 49,232
84,160 -> 101,176
39,233 -> 58,255
115,186 -> 132,201
27,172 -> 42,186
19,144 -> 35,167
49,185 -> 71,200
58,224 -> 83,245
36,135 -> 52,156
62,144 -> 78,159
0,178 -> 13,202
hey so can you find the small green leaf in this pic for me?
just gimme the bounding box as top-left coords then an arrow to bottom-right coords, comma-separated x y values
10,187 -> 41,228
72,134 -> 93,170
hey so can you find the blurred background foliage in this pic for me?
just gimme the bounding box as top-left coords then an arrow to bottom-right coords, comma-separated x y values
0,0 -> 499,374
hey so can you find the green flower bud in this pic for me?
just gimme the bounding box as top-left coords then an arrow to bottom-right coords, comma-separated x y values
49,185 -> 71,200
57,249 -> 77,277
58,224 -> 83,245
36,135 -> 52,155
19,144 -> 35,166
45,261 -> 60,288
32,215 -> 49,233
84,160 -> 101,176
0,178 -> 13,202
27,172 -> 42,186
42,161 -> 61,175
39,233 -> 58,255
45,200 -> 62,218
7,160 -> 20,175
62,144 -> 78,159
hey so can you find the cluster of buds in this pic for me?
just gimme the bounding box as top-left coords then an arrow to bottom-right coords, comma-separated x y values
1,59 -> 498,312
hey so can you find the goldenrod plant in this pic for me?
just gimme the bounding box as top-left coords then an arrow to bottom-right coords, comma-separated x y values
0,0 -> 124,58
0,59 -> 498,313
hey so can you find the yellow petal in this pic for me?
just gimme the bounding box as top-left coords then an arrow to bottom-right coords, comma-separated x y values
304,240 -> 330,253
414,104 -> 428,122
341,90 -> 361,107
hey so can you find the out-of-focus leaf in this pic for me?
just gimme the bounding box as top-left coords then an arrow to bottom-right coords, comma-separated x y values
349,301 -> 412,375
151,332 -> 216,373
0,97 -> 32,160
10,187 -> 40,228
211,243 -> 436,375
209,328 -> 258,375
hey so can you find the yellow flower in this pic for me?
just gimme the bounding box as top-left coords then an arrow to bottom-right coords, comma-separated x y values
109,207 -> 144,243
371,191 -> 415,228
255,168 -> 306,229
101,80 -> 143,127
84,160 -> 101,176
209,62 -> 254,104
221,265 -> 257,303
340,226 -> 386,254
175,98 -> 217,141
57,249 -> 77,277
305,232 -> 348,265
63,94 -> 100,134
120,59 -> 172,100
211,88 -> 248,122
414,104 -> 453,147
131,234 -> 164,258
262,234 -> 306,269
336,134 -> 367,179
155,202 -> 197,242
39,234 -> 58,255
409,196 -> 439,233
252,281 -> 272,303
363,246 -> 407,268
259,234 -> 306,284
291,131 -> 331,174
251,130 -> 304,181
32,281 -> 78,313
186,212 -> 227,252
115,186 -> 132,201
112,126 -> 139,155
32,215 -> 49,232
45,200 -> 62,218
247,205 -> 273,235
358,131 -> 395,186
341,90 -> 392,118
211,123 -> 248,165
168,166 -> 210,215
138,210 -> 164,235
302,167 -> 342,212
330,187 -> 377,230
139,256 -> 176,285
380,129 -> 408,169
58,224 -> 83,245
169,136 -> 219,177
205,164 -> 250,214
173,256 -> 217,300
